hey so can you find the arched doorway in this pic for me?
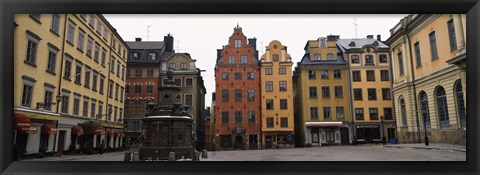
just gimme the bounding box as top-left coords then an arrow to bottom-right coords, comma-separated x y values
455,81 -> 466,129
435,86 -> 450,128
235,135 -> 243,150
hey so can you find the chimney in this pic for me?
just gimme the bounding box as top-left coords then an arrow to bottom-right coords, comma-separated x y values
164,34 -> 174,53
135,37 -> 142,42
327,35 -> 340,41
377,35 -> 381,41
366,35 -> 374,39
248,37 -> 257,50
216,49 -> 222,61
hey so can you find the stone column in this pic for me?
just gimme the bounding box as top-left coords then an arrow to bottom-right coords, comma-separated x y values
453,14 -> 466,51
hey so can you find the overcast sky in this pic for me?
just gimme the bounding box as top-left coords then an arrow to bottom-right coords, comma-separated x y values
103,14 -> 406,108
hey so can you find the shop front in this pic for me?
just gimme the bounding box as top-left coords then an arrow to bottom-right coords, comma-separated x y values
354,124 -> 381,143
263,132 -> 294,149
305,121 -> 351,146
80,121 -> 104,154
102,122 -> 124,151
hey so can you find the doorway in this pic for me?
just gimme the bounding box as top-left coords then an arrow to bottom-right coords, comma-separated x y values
311,129 -> 319,144
364,128 -> 372,143
265,135 -> 273,149
387,128 -> 396,142
325,128 -> 335,144
57,130 -> 66,155
249,134 -> 258,149
235,135 -> 243,150
340,127 -> 349,145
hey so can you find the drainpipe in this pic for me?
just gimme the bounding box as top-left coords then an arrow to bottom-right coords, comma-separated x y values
388,49 -> 397,142
346,52 -> 355,144
404,27 -> 421,143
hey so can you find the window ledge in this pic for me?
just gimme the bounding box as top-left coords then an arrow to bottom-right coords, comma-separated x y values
45,69 -> 56,75
24,60 -> 37,67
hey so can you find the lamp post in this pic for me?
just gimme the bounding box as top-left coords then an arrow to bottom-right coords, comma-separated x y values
423,116 -> 429,146
52,95 -> 62,156
380,116 -> 386,145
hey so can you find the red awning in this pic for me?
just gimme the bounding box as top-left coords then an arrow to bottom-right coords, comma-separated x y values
42,124 -> 58,134
114,131 -> 120,137
25,125 -> 38,134
81,122 -> 105,135
72,125 -> 84,136
14,113 -> 31,131
107,130 -> 114,137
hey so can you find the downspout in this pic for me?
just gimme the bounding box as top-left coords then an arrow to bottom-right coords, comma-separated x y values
388,49 -> 397,141
346,52 -> 355,144
104,31 -> 114,149
404,27 -> 421,143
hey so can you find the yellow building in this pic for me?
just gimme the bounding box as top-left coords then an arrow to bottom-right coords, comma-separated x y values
14,14 -> 127,157
386,14 -> 466,145
337,36 -> 395,144
260,40 -> 294,149
293,36 -> 352,147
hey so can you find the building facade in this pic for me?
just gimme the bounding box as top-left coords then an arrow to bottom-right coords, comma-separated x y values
337,36 -> 396,144
260,40 -> 295,149
124,35 -> 173,146
159,52 -> 206,151
14,14 -> 127,158
214,25 -> 261,150
385,14 -> 466,145
293,36 -> 352,147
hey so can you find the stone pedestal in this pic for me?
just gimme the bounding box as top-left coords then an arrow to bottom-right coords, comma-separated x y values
201,149 -> 208,159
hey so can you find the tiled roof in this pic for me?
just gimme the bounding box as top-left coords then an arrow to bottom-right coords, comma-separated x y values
299,54 -> 347,66
126,41 -> 164,50
337,38 -> 389,50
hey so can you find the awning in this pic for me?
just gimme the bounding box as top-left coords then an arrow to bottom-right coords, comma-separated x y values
42,124 -> 58,134
80,122 -> 105,135
305,122 -> 343,127
114,131 -> 121,137
107,130 -> 115,137
71,125 -> 84,136
14,113 -> 31,131
25,125 -> 38,134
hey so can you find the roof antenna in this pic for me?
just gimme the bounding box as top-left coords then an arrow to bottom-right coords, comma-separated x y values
353,18 -> 358,39
147,25 -> 151,41
176,38 -> 182,52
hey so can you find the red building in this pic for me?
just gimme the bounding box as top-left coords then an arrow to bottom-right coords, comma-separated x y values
214,25 -> 260,150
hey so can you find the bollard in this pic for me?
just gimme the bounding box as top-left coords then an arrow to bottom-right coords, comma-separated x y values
123,152 -> 132,161
193,151 -> 200,161
132,152 -> 139,161
168,152 -> 176,161
201,149 -> 208,159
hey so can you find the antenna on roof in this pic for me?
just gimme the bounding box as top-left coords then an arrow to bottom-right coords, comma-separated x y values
147,25 -> 151,41
353,18 -> 358,39
176,38 -> 183,52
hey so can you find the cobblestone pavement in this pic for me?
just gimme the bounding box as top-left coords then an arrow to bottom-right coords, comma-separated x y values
22,144 -> 466,161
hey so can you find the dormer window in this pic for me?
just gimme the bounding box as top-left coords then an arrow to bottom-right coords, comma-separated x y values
148,52 -> 156,60
349,41 -> 356,47
373,41 -> 379,46
180,63 -> 188,70
319,38 -> 327,48
130,52 -> 139,60
313,54 -> 320,61
235,40 -> 241,48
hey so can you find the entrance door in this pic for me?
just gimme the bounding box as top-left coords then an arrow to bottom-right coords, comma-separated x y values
340,127 -> 349,145
311,128 -> 319,144
265,135 -> 273,149
249,134 -> 258,149
325,128 -> 335,144
57,131 -> 66,155
364,128 -> 372,143
235,135 -> 243,150
387,128 -> 396,142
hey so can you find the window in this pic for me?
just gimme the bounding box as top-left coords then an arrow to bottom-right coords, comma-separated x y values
266,99 -> 274,110
334,86 -> 343,98
247,72 -> 255,79
169,63 -> 175,69
130,53 -> 139,60
382,88 -> 391,100
369,108 -> 378,120
241,55 -> 248,64
147,69 -> 154,77
455,81 -> 466,129
101,48 -> 106,66
235,111 -> 242,124
43,88 -> 54,111
309,86 -> 317,98
281,118 -> 288,128
74,63 -> 82,84
113,107 -> 118,121
323,107 -> 331,120
108,81 -> 114,98
321,70 -> 329,79
90,100 -> 96,118
99,75 -> 105,94
174,79 -> 181,87
66,21 -> 76,44
273,54 -> 279,61
327,53 -> 334,60
126,70 -> 131,77
398,52 -> 404,75
234,72 -> 242,80
228,56 -> 236,64
146,85 -> 153,94
116,61 -> 120,76
30,14 -> 41,21
98,102 -> 103,119
447,19 -> 457,51
336,107 -> 345,120
46,48 -> 57,73
333,70 -> 341,79
235,40 -> 241,48
96,21 -> 102,34
310,107 -> 318,120
313,54 -> 320,61
222,90 -> 229,102
136,70 -> 142,77
73,96 -> 80,115
94,43 -> 100,62
119,109 -> 123,122
352,71 -> 361,82
148,53 -> 156,60
400,99 -> 407,126
234,90 -> 242,101
115,84 -> 119,100
419,92 -> 431,128
380,70 -> 389,81
279,81 -> 287,91
436,86 -> 450,128
186,95 -> 193,107
247,89 -> 255,101
355,108 -> 364,120
180,63 -> 187,70
103,28 -> 108,40
248,111 -> 256,123
322,86 -> 330,98
354,89 -> 363,101
308,70 -> 316,79
414,42 -> 422,67
112,40 -> 116,50
279,68 -> 287,75
351,55 -> 359,63
221,111 -> 229,123
61,93 -> 69,114
86,37 -> 93,57
384,108 -> 393,120
83,97 -> 89,117
429,31 -> 438,60
366,70 -> 375,81
379,54 -> 388,63
88,14 -> 95,27
25,35 -> 39,65
134,85 -> 141,94
121,66 -> 125,80
84,67 -> 91,88
280,99 -> 287,109
266,81 -> 273,92
265,68 -> 273,75
222,72 -> 229,80
186,78 -> 193,87
368,88 -> 377,100
21,79 -> 34,107
125,85 -> 129,94
50,14 -> 60,34
267,118 -> 274,128
365,55 -> 374,64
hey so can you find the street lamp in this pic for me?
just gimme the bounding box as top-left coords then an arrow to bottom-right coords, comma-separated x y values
380,116 -> 386,145
423,117 -> 429,146
52,95 -> 62,156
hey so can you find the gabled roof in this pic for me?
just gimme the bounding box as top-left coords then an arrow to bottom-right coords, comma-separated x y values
336,38 -> 388,50
299,53 -> 346,66
126,41 -> 165,50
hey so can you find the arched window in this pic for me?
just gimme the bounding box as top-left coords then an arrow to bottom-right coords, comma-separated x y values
436,86 -> 450,128
400,98 -> 407,126
419,91 -> 431,128
455,81 -> 466,129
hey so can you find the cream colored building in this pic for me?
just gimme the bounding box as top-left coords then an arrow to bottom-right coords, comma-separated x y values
260,40 -> 295,149
14,14 -> 127,157
386,14 -> 466,144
